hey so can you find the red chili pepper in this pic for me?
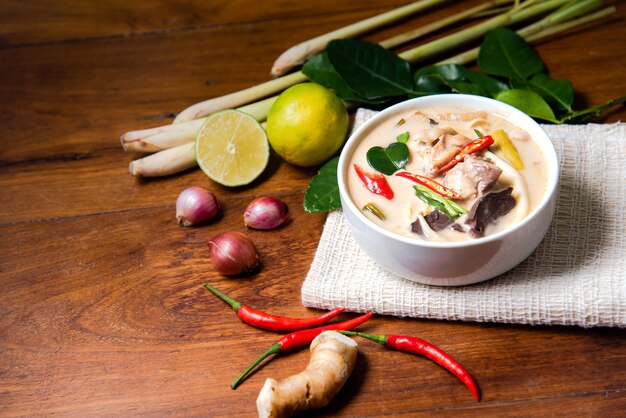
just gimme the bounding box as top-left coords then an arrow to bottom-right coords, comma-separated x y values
341,331 -> 480,401
395,171 -> 463,200
435,135 -> 495,174
204,283 -> 345,332
354,164 -> 394,200
231,311 -> 374,389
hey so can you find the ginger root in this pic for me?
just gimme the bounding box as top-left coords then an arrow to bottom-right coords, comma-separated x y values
256,330 -> 358,418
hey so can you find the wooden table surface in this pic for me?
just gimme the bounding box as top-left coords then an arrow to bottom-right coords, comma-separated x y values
2,1 -> 625,416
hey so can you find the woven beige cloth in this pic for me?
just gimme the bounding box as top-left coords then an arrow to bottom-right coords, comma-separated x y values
301,109 -> 626,328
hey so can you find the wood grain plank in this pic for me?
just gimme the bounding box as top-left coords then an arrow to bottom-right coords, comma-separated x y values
0,193 -> 326,415
2,1 -> 626,416
1,193 -> 625,416
0,0 -> 409,46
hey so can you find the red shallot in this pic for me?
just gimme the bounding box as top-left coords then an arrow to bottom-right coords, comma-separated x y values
207,231 -> 260,275
244,197 -> 289,230
176,186 -> 219,226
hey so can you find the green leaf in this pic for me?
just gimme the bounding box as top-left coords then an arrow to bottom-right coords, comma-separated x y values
326,39 -> 414,100
478,28 -> 544,80
415,64 -> 465,80
302,52 -> 381,104
511,73 -> 574,112
474,129 -> 484,138
366,142 -> 410,175
413,74 -> 453,96
415,64 -> 509,97
414,185 -> 467,220
304,157 -> 341,213
445,80 -> 485,96
495,89 -> 559,123
396,131 -> 410,144
416,73 -> 484,96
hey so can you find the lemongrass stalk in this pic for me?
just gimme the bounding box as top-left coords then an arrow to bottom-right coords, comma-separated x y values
524,6 -> 615,42
473,5 -> 514,18
379,0 -> 513,49
173,71 -> 306,123
271,0 -> 448,77
238,95 -> 277,120
129,142 -> 196,177
399,0 -> 569,64
121,118 -> 205,152
473,0 -> 535,17
438,2 -> 611,65
122,96 -> 277,153
519,0 -> 604,35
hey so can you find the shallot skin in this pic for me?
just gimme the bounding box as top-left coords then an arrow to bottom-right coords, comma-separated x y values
244,197 -> 289,230
176,186 -> 219,226
207,231 -> 260,275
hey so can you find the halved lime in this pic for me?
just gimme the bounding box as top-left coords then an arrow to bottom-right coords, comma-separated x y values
195,110 -> 269,187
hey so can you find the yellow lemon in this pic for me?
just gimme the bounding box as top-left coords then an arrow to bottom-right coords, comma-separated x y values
195,110 -> 269,187
266,83 -> 349,167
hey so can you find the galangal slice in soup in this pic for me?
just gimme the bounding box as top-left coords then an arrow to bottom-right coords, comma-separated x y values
347,107 -> 548,242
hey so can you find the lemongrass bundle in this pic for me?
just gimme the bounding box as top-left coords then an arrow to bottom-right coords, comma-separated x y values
122,96 -> 277,153
126,0 -> 612,177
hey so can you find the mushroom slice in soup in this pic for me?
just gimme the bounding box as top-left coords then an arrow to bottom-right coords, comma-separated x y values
466,187 -> 516,237
424,210 -> 464,232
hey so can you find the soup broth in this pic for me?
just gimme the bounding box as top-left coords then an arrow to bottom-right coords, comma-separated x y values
347,106 -> 548,242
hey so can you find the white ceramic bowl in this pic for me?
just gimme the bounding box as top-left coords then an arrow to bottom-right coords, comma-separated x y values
338,94 -> 559,286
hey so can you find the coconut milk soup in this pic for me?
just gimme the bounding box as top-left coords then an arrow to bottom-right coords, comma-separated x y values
347,106 -> 548,242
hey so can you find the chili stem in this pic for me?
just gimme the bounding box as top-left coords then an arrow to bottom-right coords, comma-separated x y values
339,330 -> 387,345
203,283 -> 242,312
231,343 -> 281,390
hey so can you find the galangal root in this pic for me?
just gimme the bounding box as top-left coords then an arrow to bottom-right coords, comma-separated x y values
256,330 -> 358,418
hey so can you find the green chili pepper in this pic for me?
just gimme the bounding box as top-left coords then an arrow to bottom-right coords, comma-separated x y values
362,202 -> 387,220
414,185 -> 467,220
491,129 -> 524,170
